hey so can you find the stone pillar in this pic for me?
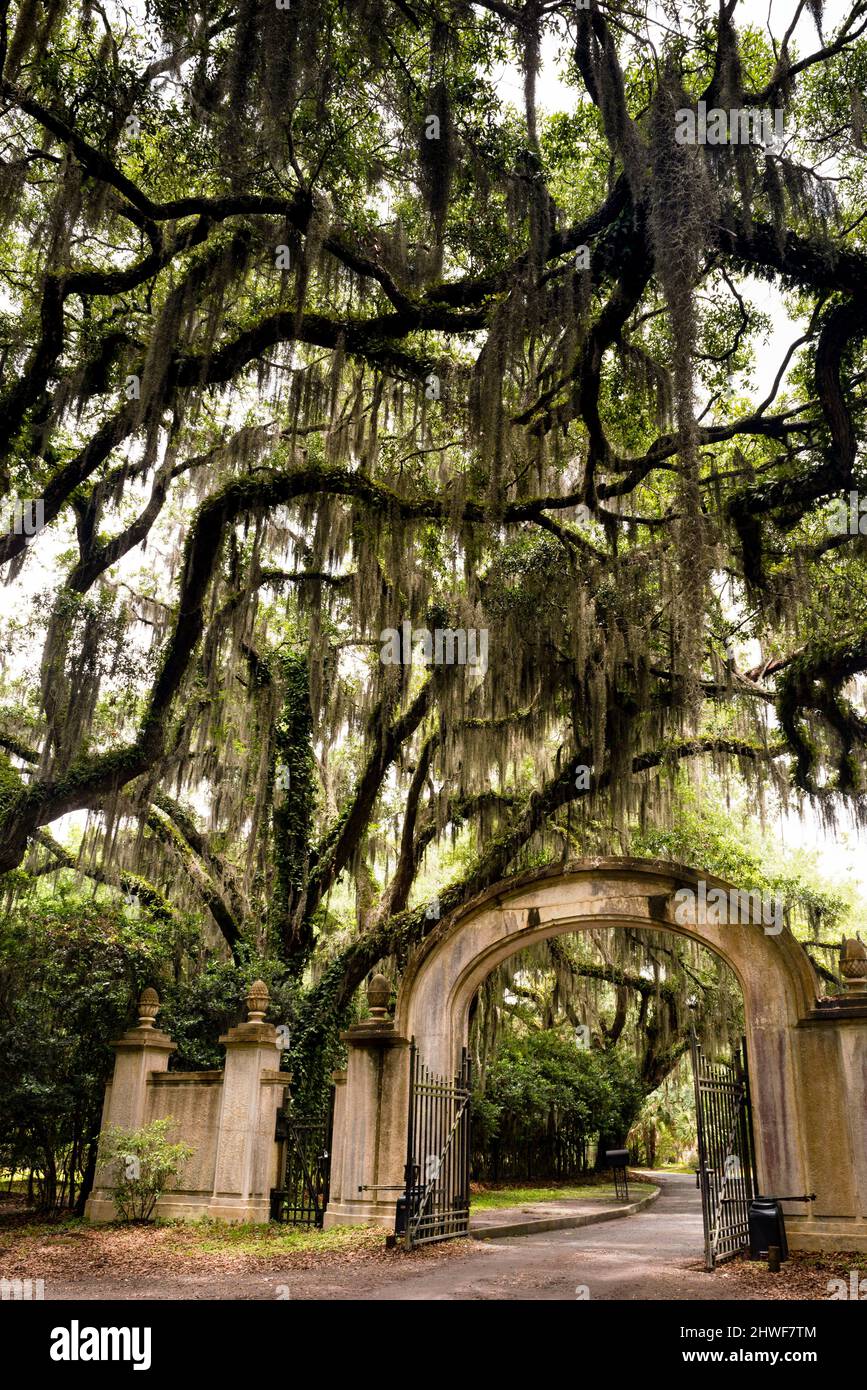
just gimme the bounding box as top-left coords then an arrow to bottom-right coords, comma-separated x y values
325,1070 -> 348,1210
323,974 -> 410,1230
85,988 -> 176,1222
208,979 -> 282,1222
788,994 -> 867,1253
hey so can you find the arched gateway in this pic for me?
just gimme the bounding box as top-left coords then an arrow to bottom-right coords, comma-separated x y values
324,857 -> 867,1253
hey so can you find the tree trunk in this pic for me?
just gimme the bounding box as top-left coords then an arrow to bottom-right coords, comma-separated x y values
647,1124 -> 657,1168
74,1140 -> 99,1217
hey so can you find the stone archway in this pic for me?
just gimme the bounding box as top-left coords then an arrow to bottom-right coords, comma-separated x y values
324,858 -> 867,1253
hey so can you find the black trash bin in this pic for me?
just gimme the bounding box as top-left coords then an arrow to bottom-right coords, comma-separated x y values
748,1198 -> 789,1261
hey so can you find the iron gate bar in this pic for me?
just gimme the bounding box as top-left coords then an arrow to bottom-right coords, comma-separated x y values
710,1078 -> 746,1262
403,1039 -> 471,1248
270,1088 -> 333,1227
689,1028 -> 756,1269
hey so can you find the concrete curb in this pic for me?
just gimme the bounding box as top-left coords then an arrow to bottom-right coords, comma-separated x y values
470,1181 -> 661,1240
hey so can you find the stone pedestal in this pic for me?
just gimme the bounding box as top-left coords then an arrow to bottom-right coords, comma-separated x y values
85,989 -> 176,1222
323,1018 -> 410,1230
208,987 -> 281,1222
788,997 -> 867,1253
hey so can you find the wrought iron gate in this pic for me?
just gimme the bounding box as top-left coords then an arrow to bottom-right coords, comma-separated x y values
401,1040 -> 472,1248
270,1089 -> 333,1227
689,1029 -> 757,1269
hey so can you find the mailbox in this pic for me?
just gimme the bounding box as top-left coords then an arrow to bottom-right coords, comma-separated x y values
748,1198 -> 789,1261
605,1148 -> 630,1200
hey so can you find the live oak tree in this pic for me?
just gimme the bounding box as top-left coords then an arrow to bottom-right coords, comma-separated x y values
1,0 -> 866,1100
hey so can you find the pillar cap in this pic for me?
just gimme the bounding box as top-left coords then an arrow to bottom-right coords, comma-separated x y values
246,979 -> 270,1022
113,1028 -> 176,1051
841,934 -> 867,993
220,981 -> 279,1046
366,972 -> 391,1020
111,987 -> 176,1049
341,1022 -> 409,1047
138,986 -> 160,1029
219,1022 -> 280,1046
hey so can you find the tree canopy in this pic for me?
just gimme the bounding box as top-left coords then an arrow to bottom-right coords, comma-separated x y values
1,0 -> 866,1099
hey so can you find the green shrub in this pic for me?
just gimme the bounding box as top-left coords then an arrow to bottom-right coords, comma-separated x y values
0,891 -> 177,1212
474,1030 -> 644,1154
97,1119 -> 193,1223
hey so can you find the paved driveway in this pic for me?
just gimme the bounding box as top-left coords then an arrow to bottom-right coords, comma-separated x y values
42,1171 -> 748,1301
350,1171 -> 731,1302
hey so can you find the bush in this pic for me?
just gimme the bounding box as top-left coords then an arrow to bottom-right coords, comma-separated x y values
0,884 -> 298,1211
98,1119 -> 193,1223
0,890 -> 177,1213
473,1031 -> 644,1179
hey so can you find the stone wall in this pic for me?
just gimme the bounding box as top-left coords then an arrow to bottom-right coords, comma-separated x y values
85,981 -> 286,1224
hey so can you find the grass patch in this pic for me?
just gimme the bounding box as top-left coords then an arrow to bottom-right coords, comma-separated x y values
167,1220 -> 385,1259
470,1182 -> 657,1210
0,1216 -> 87,1246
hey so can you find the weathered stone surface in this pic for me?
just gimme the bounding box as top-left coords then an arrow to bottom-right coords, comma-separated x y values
323,1024 -> 410,1229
